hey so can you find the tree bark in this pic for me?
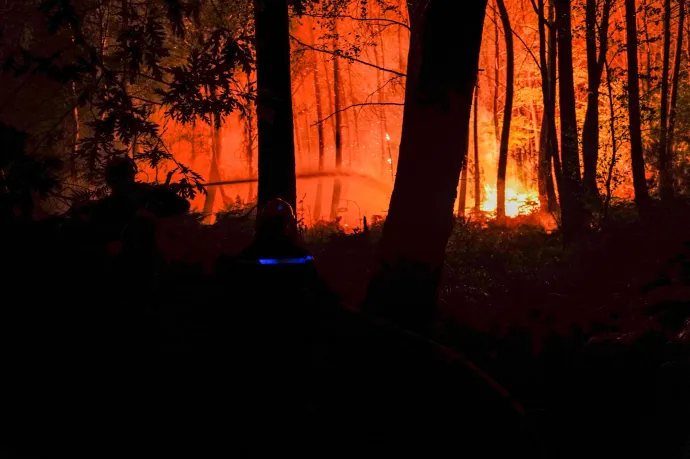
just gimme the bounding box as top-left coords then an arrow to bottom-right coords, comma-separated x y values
658,0 -> 673,201
473,83 -> 482,213
547,0 -> 563,196
535,0 -> 559,212
374,31 -> 390,179
641,0 -> 653,94
363,0 -> 488,334
346,63 -> 360,161
603,59 -> 617,218
582,0 -> 612,204
323,55 -> 336,143
493,3 -> 501,152
667,0 -> 684,182
71,81 -> 79,180
496,0 -> 514,220
244,101 -> 256,202
554,0 -> 586,242
310,22 -> 325,221
330,27 -> 343,221
625,0 -> 651,214
254,0 -> 297,212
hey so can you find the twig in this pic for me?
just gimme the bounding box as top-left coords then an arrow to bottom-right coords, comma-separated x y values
290,34 -> 406,77
300,12 -> 410,30
310,102 -> 403,126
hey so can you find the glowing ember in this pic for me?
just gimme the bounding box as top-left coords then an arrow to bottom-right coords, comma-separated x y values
481,185 -> 539,217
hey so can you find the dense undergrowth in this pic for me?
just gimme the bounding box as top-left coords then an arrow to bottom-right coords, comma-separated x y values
3,201 -> 690,458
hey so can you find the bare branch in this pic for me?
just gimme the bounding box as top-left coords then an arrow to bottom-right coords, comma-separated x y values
290,34 -> 406,77
310,102 -> 403,126
299,12 -> 410,30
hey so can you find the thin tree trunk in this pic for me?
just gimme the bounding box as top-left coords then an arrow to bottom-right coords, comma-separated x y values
244,106 -> 256,202
374,33 -> 390,178
667,0 -> 684,178
658,0 -> 673,200
642,0 -> 653,94
190,123 -> 197,170
493,3 -> 501,151
323,56 -> 336,142
458,162 -> 469,217
625,0 -> 651,214
330,27 -> 343,221
535,0 -> 559,212
496,0 -> 514,220
473,83 -> 481,213
203,114 -> 222,219
363,0 -> 488,334
458,92 -> 471,216
346,64 -> 360,161
603,59 -> 617,218
582,0 -> 612,204
547,0 -> 562,196
303,111 -> 312,169
527,69 -> 540,174
397,24 -> 406,73
554,0 -> 586,242
310,23 -> 325,221
71,81 -> 79,180
294,111 -> 303,168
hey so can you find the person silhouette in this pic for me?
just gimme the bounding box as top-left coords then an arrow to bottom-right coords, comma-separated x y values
69,156 -> 191,297
102,156 -> 190,219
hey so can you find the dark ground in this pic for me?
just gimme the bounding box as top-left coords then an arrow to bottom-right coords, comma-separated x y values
1,203 -> 689,458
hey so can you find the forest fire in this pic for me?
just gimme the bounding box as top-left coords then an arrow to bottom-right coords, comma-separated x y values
481,186 -> 540,218
4,1 -> 690,457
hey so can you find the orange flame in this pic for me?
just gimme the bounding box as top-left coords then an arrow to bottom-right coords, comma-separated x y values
481,185 -> 540,217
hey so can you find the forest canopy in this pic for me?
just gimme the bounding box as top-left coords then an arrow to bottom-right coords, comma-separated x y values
1,0 -> 689,230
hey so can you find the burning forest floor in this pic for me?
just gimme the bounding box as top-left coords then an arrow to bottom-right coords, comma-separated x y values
2,202 -> 690,458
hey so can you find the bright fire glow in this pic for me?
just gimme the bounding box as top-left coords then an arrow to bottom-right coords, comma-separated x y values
481,185 -> 539,217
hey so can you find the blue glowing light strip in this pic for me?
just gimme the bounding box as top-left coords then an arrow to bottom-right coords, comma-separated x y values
257,255 -> 314,265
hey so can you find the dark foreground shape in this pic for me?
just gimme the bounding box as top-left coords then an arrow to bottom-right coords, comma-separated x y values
1,262 -> 542,458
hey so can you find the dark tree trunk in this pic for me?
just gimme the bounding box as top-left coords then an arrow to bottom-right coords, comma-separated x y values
536,0 -> 559,212
310,23 -> 325,221
493,4 -> 501,152
190,123 -> 197,170
323,57 -> 335,143
603,60 -> 617,218
642,0 -> 653,94
346,64 -> 360,161
71,82 -> 79,180
374,32 -> 390,179
495,0 -> 514,220
330,29 -> 343,221
244,99 -> 256,202
473,83 -> 482,213
547,0 -> 563,196
203,116 -> 223,219
363,0 -> 488,335
582,0 -> 612,204
254,0 -> 297,212
667,0 -> 685,180
625,0 -> 651,213
554,0 -> 586,242
658,0 -> 673,201
458,162 -> 468,217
